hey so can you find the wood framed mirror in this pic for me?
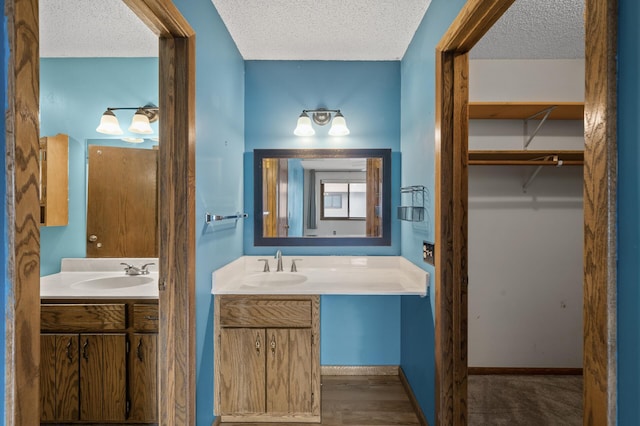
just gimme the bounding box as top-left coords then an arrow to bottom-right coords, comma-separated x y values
253,148 -> 392,246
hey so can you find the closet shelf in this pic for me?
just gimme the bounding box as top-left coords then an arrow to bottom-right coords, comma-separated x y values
469,102 -> 584,120
468,150 -> 584,166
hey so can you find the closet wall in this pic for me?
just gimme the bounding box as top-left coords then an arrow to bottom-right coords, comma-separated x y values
468,59 -> 584,368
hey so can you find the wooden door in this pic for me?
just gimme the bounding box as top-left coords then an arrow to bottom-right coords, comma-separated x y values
220,328 -> 266,415
79,334 -> 127,421
86,145 -> 158,257
266,328 -> 313,415
129,333 -> 158,422
266,329 -> 289,413
40,334 -> 79,422
366,158 -> 382,237
276,158 -> 289,237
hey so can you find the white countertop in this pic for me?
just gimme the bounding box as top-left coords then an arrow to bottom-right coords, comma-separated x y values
41,258 -> 159,300
212,256 -> 429,296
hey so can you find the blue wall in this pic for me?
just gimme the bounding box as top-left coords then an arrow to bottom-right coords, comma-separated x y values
617,0 -> 640,423
242,60 -> 403,367
39,57 -> 159,276
172,1 -> 245,425
243,60 -> 402,256
399,0 -> 466,423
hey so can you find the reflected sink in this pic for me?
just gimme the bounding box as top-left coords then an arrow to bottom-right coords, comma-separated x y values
71,275 -> 155,290
242,272 -> 307,287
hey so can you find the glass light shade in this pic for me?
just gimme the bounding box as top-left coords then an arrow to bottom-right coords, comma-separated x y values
96,110 -> 123,135
294,112 -> 315,136
328,112 -> 350,136
128,110 -> 154,134
121,137 -> 144,143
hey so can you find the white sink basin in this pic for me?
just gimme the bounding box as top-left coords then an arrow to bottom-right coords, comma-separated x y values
71,275 -> 155,290
243,272 -> 308,287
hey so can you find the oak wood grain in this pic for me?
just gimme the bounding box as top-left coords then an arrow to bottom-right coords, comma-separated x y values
39,134 -> 68,226
129,333 -> 158,422
86,145 -> 158,257
220,328 -> 267,415
5,0 -> 42,423
40,334 -> 80,422
267,328 -> 290,413
215,295 -> 320,422
436,2 -> 516,425
41,303 -> 126,332
220,298 -> 312,328
133,303 -> 160,332
8,0 -> 193,423
583,0 -> 618,424
287,328 -> 313,415
79,334 -> 127,421
469,102 -> 584,120
156,27 -> 196,426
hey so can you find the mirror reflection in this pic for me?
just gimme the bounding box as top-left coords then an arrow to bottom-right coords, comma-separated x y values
86,139 -> 158,258
254,149 -> 391,246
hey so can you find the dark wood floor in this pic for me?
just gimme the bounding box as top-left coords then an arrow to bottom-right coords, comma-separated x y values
218,375 -> 422,425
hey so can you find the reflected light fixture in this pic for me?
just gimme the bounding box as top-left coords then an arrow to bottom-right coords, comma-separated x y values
96,103 -> 159,135
294,108 -> 350,137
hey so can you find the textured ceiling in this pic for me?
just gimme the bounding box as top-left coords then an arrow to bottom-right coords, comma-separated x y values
39,0 -> 584,61
40,0 -> 157,58
471,0 -> 584,59
211,0 -> 431,60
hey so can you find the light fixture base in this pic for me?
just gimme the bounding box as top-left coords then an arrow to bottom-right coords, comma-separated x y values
311,108 -> 332,126
139,103 -> 159,123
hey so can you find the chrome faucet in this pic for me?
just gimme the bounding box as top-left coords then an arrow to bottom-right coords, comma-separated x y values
121,262 -> 155,276
274,250 -> 284,272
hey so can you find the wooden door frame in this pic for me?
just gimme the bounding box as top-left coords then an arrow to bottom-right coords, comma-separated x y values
5,0 -> 196,424
434,0 -> 617,425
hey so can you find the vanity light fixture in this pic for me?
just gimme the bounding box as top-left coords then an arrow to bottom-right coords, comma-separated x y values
96,103 -> 159,135
294,108 -> 350,137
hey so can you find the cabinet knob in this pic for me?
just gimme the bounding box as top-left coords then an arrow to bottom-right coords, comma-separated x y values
88,234 -> 98,242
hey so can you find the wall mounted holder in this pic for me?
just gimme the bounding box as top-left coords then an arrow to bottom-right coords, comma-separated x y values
205,212 -> 248,224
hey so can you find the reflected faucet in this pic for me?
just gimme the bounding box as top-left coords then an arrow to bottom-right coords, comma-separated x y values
274,250 -> 284,272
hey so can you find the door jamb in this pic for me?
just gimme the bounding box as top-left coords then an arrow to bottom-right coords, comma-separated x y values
434,0 -> 617,425
5,0 -> 197,424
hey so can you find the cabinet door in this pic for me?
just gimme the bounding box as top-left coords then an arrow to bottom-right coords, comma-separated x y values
266,328 -> 313,415
220,328 -> 266,415
79,334 -> 127,421
40,334 -> 79,422
129,333 -> 158,422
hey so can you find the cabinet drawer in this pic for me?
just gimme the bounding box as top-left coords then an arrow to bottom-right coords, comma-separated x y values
133,304 -> 159,331
219,297 -> 312,328
41,304 -> 126,332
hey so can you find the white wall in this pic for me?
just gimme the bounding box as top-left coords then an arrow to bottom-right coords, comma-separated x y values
468,59 -> 584,368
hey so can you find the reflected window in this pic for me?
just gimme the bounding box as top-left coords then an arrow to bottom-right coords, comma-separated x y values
321,181 -> 366,220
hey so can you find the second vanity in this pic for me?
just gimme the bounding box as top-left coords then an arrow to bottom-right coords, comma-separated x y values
40,258 -> 159,424
211,255 -> 428,423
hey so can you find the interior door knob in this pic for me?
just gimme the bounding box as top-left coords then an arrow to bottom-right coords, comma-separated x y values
88,235 -> 98,242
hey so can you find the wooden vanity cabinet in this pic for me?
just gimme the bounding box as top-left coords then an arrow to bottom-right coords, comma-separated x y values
40,300 -> 158,424
214,295 -> 321,423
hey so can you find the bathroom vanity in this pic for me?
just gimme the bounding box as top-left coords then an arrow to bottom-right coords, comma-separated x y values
214,295 -> 321,422
40,258 -> 159,424
211,255 -> 428,423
